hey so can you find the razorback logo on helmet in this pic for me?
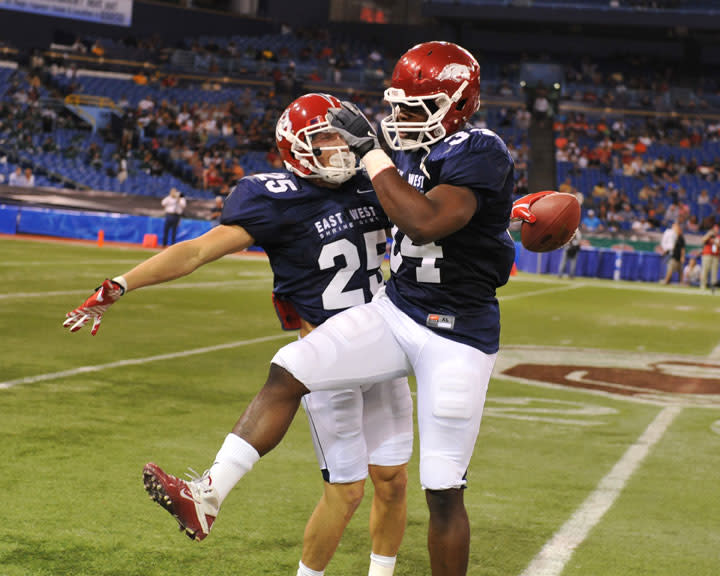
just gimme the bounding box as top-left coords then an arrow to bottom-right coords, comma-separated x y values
436,63 -> 472,82
496,346 -> 720,409
276,110 -> 291,143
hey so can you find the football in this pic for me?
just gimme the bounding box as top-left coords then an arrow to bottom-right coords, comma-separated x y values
521,192 -> 581,252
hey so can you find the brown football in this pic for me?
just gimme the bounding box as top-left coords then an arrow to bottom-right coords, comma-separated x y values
521,192 -> 581,253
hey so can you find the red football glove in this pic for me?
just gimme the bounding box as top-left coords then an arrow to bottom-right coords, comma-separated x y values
63,279 -> 125,335
511,190 -> 557,223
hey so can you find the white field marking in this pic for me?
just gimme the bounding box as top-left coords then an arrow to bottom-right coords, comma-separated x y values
0,279 -> 271,300
0,333 -> 294,390
711,419 -> 720,436
0,259 -> 150,266
499,283 -> 587,302
519,405 -> 682,576
709,341 -> 720,360
484,397 -> 617,427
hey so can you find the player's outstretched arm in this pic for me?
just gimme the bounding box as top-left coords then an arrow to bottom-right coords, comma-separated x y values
63,225 -> 254,335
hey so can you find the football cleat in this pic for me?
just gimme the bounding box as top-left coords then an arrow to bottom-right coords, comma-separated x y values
143,462 -> 219,541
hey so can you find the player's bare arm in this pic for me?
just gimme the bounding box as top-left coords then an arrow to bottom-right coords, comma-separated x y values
63,223 -> 254,334
370,169 -> 476,244
123,224 -> 254,291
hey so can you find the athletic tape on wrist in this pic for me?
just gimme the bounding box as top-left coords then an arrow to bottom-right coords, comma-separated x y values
112,275 -> 128,295
362,149 -> 395,180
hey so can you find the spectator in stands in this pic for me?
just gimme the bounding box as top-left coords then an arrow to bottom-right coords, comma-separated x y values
8,166 -> 23,186
71,37 -> 87,53
591,181 -> 609,203
531,83 -> 551,127
91,40 -> 105,57
682,257 -> 701,287
558,175 -> 575,195
700,224 -> 720,290
616,202 -> 636,227
664,201 -> 681,226
161,187 -> 186,247
686,214 -> 700,234
661,222 -> 685,284
581,209 -> 603,233
21,167 -> 35,187
116,154 -> 129,184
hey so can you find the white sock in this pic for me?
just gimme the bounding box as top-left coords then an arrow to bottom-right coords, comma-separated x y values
368,553 -> 396,576
207,433 -> 259,505
297,561 -> 324,576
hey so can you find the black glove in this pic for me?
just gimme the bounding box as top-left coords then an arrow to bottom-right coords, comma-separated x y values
327,101 -> 380,158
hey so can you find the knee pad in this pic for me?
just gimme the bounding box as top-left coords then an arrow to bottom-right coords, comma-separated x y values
420,453 -> 467,491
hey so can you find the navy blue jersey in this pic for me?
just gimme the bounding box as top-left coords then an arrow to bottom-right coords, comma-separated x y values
221,172 -> 389,326
386,127 -> 516,353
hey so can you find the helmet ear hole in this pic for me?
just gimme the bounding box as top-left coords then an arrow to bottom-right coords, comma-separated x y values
456,98 -> 467,112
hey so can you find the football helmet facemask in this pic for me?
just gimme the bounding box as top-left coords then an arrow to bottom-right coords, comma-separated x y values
381,41 -> 481,151
276,93 -> 358,185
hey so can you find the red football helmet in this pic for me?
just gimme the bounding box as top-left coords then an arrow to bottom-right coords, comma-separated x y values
381,41 -> 481,151
275,93 -> 357,184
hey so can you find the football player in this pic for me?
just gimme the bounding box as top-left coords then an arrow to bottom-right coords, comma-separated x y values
119,42 -> 529,576
63,93 -> 413,576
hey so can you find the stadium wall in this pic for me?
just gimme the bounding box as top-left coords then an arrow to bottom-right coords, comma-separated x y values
0,204 -> 668,281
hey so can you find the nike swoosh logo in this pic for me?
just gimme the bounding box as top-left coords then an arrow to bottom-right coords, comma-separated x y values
356,189 -> 374,194
180,485 -> 198,502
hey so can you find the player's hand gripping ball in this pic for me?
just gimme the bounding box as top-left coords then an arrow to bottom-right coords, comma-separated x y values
519,192 -> 581,253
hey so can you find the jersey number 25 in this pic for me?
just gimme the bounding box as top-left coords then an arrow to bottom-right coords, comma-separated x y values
319,230 -> 387,310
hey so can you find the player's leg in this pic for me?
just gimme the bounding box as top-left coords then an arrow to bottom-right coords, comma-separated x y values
367,464 -> 407,576
700,255 -> 709,289
363,377 -> 414,575
569,254 -> 578,278
425,488 -> 469,576
170,217 -> 178,245
411,332 -> 496,576
299,479 -> 366,574
144,363 -> 308,540
299,388 -> 369,573
557,250 -> 567,277
162,217 -> 171,247
145,301 -> 409,541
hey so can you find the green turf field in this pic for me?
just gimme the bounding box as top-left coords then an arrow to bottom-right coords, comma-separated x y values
1,237 -> 719,576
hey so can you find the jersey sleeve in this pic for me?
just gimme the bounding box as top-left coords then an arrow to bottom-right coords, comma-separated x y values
439,132 -> 513,194
220,178 -> 280,244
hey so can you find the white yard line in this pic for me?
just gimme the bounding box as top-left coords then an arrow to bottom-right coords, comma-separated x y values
0,333 -> 293,389
499,283 -> 587,301
709,341 -> 720,360
519,405 -> 682,576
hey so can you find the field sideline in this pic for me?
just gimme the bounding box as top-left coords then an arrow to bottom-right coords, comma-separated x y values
1,236 -> 719,576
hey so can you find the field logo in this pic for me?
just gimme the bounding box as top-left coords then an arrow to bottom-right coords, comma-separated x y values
496,346 -> 720,409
